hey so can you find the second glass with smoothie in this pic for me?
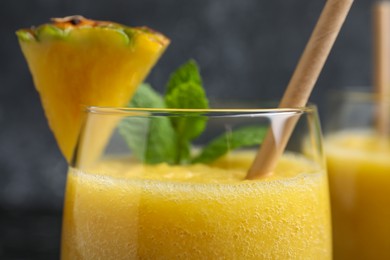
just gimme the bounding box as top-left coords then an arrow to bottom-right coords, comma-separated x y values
325,90 -> 390,259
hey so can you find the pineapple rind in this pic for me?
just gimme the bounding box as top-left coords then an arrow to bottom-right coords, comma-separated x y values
16,19 -> 166,47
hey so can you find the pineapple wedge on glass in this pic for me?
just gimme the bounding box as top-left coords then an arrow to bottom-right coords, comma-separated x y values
17,15 -> 170,161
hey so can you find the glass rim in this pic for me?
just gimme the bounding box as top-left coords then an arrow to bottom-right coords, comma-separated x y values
86,105 -> 317,116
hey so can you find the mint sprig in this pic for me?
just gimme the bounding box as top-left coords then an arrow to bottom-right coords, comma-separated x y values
119,84 -> 177,164
119,60 -> 266,165
165,60 -> 208,163
192,126 -> 267,164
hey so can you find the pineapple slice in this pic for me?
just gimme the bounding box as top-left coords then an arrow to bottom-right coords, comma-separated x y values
17,16 -> 169,161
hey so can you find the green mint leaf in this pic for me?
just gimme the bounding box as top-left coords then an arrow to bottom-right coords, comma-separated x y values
165,82 -> 208,140
166,59 -> 202,94
119,83 -> 177,164
165,61 -> 209,164
192,126 -> 267,164
128,83 -> 165,108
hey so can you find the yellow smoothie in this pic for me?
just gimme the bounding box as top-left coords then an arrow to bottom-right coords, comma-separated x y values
61,152 -> 331,259
326,131 -> 390,259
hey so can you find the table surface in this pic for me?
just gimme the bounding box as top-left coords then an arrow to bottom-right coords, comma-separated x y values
0,209 -> 61,260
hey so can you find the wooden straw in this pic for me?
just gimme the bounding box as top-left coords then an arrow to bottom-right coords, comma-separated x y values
373,1 -> 390,136
247,0 -> 354,180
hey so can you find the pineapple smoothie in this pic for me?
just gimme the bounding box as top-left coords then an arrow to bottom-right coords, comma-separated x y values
325,131 -> 390,259
61,152 -> 331,260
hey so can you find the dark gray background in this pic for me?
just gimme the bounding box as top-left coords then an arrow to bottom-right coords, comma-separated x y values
0,0 -> 376,257
0,0 -> 373,210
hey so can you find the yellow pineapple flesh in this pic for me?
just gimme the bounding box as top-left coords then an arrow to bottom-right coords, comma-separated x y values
17,16 -> 169,161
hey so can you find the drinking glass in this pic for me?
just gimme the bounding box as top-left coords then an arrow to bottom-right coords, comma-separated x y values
61,105 -> 331,259
324,90 -> 390,260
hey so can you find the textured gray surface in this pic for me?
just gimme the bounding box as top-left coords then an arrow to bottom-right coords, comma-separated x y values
0,0 -> 374,210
